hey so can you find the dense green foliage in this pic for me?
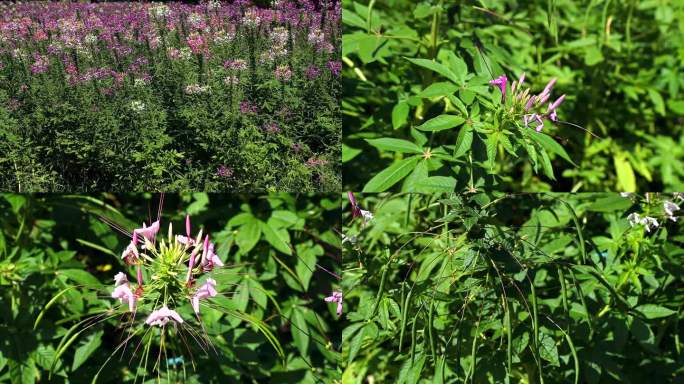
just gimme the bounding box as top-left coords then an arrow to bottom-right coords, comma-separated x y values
341,192 -> 683,383
343,0 -> 684,192
0,193 -> 342,383
0,1 -> 341,192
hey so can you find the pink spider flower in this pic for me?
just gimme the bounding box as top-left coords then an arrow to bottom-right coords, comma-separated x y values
112,283 -> 137,313
489,74 -> 507,100
133,220 -> 160,245
145,306 -> 184,327
324,291 -> 343,316
191,278 -> 218,315
201,242 -> 224,272
121,242 -> 139,264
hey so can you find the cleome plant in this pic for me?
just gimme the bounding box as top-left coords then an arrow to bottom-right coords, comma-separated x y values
340,192 -> 683,383
6,193 -> 344,383
38,201 -> 283,383
343,0 -> 684,192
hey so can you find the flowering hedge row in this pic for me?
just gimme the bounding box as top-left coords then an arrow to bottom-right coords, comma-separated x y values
0,0 -> 341,192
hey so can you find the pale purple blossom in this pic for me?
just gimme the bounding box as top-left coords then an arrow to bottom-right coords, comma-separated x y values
145,306 -> 184,327
664,201 -> 679,222
112,284 -> 137,313
324,291 -> 343,316
191,278 -> 218,315
133,220 -> 160,245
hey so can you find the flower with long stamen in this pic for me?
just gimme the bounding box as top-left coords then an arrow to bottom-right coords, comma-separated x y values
191,278 -> 218,315
145,306 -> 184,327
111,283 -> 137,313
133,220 -> 160,245
489,74 -> 507,100
324,291 -> 343,316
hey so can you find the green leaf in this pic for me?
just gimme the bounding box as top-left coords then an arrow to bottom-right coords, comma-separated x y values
415,176 -> 456,192
539,333 -> 560,367
528,131 -> 577,166
613,154 -> 636,192
647,89 -> 665,116
667,99 -> 684,115
236,219 -> 261,255
415,115 -> 465,132
247,278 -> 268,309
366,138 -> 422,154
405,57 -> 459,84
72,331 -> 103,371
453,125 -> 473,159
291,308 -> 310,355
260,221 -> 291,255
342,144 -> 362,162
584,45 -> 604,66
294,244 -> 321,290
392,102 -> 410,129
363,156 -> 421,192
417,82 -> 459,98
57,269 -> 102,287
585,196 -> 633,212
636,304 -> 676,319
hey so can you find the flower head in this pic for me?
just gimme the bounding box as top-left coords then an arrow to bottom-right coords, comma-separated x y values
664,201 -> 680,222
324,291 -> 343,316
489,74 -> 507,100
191,278 -> 218,315
111,284 -> 137,313
145,306 -> 184,327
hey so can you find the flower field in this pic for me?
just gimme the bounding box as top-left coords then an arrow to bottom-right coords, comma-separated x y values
0,1 -> 341,192
0,193 -> 343,382
342,0 -> 684,192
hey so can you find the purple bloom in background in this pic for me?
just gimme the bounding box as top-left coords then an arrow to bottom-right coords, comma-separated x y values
30,54 -> 49,74
305,65 -> 321,80
327,60 -> 342,77
239,100 -> 258,114
324,291 -> 343,316
217,165 -> 233,178
263,122 -> 280,134
489,74 -> 507,100
274,65 -> 292,82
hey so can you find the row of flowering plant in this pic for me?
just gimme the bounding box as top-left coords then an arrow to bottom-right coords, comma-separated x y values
0,0 -> 341,191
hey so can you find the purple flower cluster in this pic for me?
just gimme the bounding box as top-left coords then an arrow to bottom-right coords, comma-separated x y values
489,73 -> 567,132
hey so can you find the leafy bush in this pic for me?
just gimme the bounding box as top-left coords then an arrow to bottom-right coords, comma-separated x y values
0,1 -> 341,192
342,0 -> 684,192
0,193 -> 342,383
341,192 -> 683,383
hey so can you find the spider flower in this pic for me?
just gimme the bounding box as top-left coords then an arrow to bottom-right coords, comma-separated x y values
111,283 -> 137,313
191,278 -> 218,315
324,291 -> 343,316
489,74 -> 507,100
145,306 -> 184,327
